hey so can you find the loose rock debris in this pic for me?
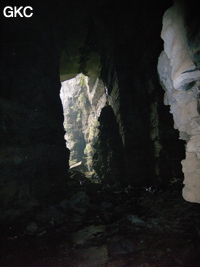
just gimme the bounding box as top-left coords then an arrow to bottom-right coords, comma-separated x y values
0,172 -> 200,266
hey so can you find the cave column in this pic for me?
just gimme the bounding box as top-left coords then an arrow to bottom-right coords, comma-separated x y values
158,2 -> 200,203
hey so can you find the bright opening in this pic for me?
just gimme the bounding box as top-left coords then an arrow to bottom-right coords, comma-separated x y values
60,73 -> 101,178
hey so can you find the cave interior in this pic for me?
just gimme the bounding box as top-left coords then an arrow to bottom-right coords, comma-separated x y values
0,0 -> 200,266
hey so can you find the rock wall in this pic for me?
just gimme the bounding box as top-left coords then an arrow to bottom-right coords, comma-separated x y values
93,105 -> 124,184
0,8 -> 69,212
158,1 -> 200,202
89,0 -> 183,186
58,0 -> 184,187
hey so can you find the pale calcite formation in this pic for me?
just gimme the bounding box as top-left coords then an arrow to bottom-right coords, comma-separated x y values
158,2 -> 200,203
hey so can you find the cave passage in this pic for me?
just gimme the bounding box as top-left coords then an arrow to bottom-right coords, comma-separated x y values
60,74 -> 124,184
60,74 -> 93,172
1,0 -> 200,265
60,74 -> 101,178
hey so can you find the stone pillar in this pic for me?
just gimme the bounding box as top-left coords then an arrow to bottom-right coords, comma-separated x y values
158,2 -> 200,203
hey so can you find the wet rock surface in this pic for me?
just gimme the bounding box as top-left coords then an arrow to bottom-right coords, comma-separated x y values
0,172 -> 200,267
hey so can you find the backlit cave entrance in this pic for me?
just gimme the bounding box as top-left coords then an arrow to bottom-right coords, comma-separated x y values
60,73 -> 124,183
60,74 -> 99,178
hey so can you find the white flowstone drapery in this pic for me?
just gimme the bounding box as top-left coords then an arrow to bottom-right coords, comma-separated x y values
158,2 -> 200,203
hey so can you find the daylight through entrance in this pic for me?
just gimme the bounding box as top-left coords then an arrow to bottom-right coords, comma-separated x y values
60,74 -> 106,178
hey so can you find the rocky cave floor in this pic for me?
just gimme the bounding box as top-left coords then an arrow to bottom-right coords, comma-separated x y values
0,172 -> 200,267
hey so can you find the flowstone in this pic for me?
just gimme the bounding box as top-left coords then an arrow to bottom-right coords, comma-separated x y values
158,2 -> 200,203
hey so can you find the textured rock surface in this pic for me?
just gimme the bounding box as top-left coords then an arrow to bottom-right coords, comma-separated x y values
93,106 -> 124,184
158,1 -> 200,203
0,173 -> 200,266
89,0 -> 180,186
60,74 -> 107,175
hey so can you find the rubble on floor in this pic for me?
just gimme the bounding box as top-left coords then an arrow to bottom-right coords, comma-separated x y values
0,171 -> 200,266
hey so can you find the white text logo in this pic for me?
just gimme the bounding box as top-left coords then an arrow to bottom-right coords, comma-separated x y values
3,6 -> 33,18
